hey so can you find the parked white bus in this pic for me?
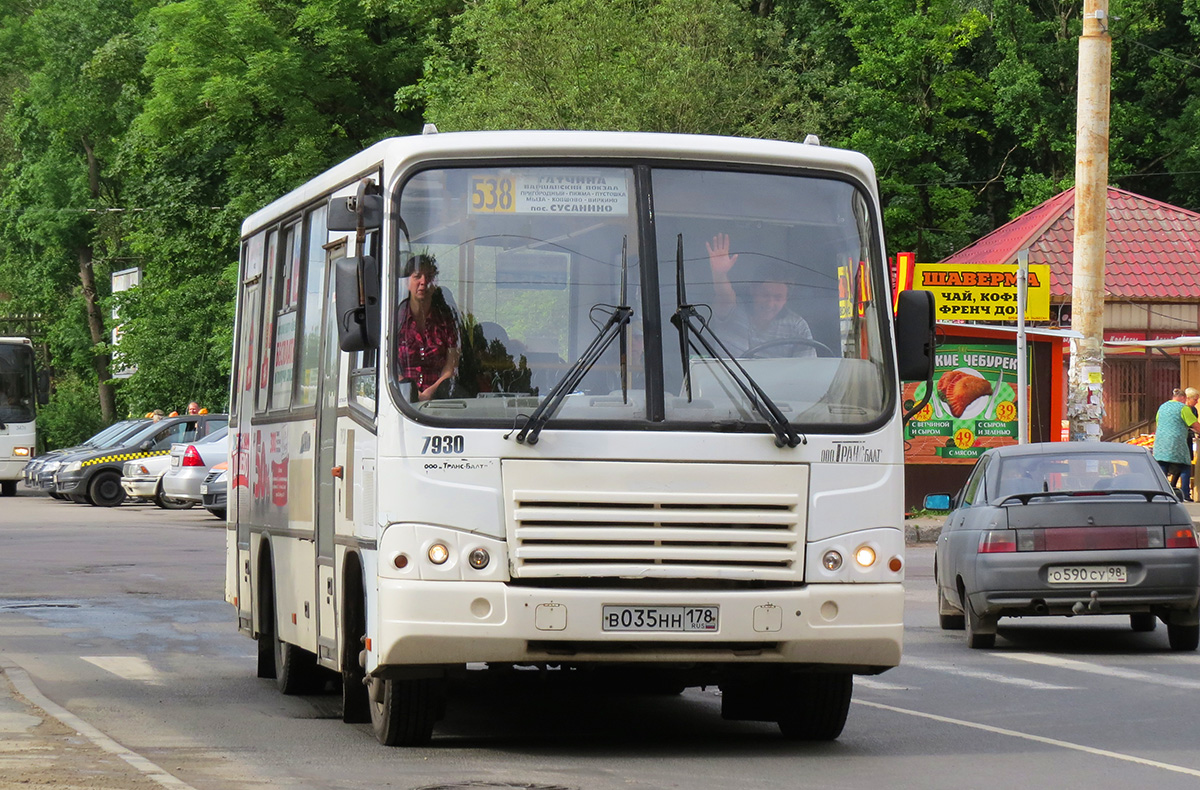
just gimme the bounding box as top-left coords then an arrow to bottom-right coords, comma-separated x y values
228,129 -> 935,746
0,336 -> 38,497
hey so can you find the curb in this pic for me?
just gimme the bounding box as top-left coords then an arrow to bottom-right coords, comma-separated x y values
0,655 -> 199,790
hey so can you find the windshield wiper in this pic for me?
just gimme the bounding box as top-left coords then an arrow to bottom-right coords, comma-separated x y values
515,238 -> 633,445
669,233 -> 803,448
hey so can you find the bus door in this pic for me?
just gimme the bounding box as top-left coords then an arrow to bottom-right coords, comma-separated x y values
234,235 -> 264,633
315,239 -> 346,664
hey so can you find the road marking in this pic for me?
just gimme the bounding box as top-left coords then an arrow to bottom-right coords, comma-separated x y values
903,656 -> 1077,690
856,677 -> 911,691
1002,652 -> 1200,690
82,656 -> 166,686
0,656 -> 197,789
855,699 -> 1200,779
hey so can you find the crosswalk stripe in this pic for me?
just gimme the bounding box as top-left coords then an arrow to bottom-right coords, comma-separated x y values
82,656 -> 165,686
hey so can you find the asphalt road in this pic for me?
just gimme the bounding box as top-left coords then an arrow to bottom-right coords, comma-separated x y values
2,489 -> 1200,790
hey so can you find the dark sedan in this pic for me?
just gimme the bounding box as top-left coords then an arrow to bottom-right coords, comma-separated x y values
932,442 -> 1200,651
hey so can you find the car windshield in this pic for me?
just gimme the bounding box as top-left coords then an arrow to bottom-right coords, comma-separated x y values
391,164 -> 890,433
995,452 -> 1163,498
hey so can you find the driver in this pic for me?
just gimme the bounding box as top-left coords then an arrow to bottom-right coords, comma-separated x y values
705,233 -> 815,357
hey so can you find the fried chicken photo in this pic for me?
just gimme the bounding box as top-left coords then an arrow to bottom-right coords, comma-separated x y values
936,370 -> 993,417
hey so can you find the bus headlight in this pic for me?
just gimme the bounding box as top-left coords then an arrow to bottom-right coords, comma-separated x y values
468,548 -> 490,570
14,447 -> 31,457
854,545 -> 877,568
822,550 -> 843,571
427,543 -> 450,565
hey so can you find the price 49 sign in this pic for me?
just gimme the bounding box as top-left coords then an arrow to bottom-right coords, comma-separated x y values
904,344 -> 1026,461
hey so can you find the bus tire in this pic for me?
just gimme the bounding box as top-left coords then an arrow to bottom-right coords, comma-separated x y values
776,673 -> 853,741
275,631 -> 320,694
369,676 -> 446,746
256,557 -> 276,679
342,574 -> 370,724
88,470 -> 125,507
1,480 -> 16,497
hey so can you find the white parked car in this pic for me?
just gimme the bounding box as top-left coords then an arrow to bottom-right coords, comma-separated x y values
161,426 -> 229,503
121,454 -> 194,510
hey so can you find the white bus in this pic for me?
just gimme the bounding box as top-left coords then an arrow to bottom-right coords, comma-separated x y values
227,129 -> 935,746
0,336 -> 38,497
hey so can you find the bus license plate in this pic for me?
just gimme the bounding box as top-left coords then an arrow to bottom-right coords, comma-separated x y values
602,605 -> 718,632
1047,565 -> 1127,584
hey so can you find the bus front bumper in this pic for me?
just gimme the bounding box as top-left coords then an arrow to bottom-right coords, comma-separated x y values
0,459 -> 28,480
371,581 -> 903,672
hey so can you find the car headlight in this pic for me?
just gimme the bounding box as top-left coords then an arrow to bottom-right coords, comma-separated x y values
44,461 -> 61,472
62,461 -> 82,474
213,470 -> 228,483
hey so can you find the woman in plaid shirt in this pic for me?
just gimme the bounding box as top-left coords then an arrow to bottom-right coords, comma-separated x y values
396,254 -> 460,402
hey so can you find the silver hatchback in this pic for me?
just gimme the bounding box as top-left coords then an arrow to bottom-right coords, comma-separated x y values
932,442 -> 1200,651
161,426 -> 229,503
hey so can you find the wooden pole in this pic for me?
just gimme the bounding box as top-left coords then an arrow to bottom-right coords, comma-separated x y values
1067,0 -> 1111,442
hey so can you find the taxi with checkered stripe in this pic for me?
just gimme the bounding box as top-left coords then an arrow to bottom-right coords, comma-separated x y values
54,414 -> 226,507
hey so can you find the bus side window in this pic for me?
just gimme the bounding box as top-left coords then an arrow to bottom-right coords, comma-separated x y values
350,348 -> 378,413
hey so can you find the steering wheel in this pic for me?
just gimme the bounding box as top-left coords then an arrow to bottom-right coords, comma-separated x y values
743,336 -> 834,358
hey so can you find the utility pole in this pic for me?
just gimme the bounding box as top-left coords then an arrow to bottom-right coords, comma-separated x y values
1067,0 -> 1111,442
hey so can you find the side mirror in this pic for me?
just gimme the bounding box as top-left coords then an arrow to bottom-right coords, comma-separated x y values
327,192 -> 383,232
335,256 -> 380,352
923,493 -> 952,511
140,439 -> 154,452
895,290 -> 936,381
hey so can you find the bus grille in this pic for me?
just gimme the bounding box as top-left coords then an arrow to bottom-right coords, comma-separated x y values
503,460 -> 805,581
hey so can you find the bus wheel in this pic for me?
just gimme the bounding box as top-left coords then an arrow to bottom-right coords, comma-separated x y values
776,673 -> 853,741
88,470 -> 126,507
368,676 -> 446,746
1,480 -> 16,497
342,592 -> 370,723
274,619 -> 320,695
256,567 -> 276,680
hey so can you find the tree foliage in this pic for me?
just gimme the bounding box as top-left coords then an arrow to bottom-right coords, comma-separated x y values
1,0 -> 1199,445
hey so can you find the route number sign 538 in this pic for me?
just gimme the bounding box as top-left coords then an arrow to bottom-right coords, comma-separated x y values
470,176 -> 515,213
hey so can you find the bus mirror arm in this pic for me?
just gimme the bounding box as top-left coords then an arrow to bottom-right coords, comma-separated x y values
37,370 -> 50,406
326,180 -> 382,233
895,290 -> 937,424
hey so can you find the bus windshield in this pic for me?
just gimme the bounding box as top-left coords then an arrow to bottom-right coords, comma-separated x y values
392,164 -> 890,433
0,344 -> 35,423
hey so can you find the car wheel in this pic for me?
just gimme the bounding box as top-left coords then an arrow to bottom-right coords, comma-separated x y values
369,676 -> 446,746
937,582 -> 965,631
964,597 -> 997,649
88,470 -> 126,507
154,484 -> 195,510
1130,613 -> 1157,632
69,493 -> 90,504
206,508 -> 227,520
1167,622 -> 1199,651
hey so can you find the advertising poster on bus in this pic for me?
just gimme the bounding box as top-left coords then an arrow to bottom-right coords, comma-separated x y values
903,343 -> 1028,463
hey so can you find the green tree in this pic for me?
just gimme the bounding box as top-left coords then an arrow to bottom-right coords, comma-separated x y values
0,0 -> 148,428
108,0 -> 428,414
402,0 -> 825,139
